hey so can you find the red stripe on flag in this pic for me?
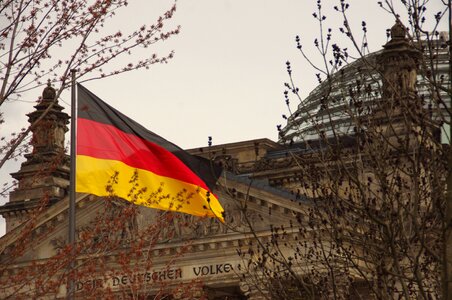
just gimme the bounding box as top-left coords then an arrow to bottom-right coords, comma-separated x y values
77,118 -> 209,190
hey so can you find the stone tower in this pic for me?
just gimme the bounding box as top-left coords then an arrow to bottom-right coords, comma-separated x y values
0,82 -> 70,232
378,20 -> 422,104
371,20 -> 433,141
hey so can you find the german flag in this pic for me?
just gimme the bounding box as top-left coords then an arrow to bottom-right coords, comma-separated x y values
76,85 -> 224,221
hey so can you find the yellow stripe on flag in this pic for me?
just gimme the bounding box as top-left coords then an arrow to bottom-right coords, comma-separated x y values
76,155 -> 224,221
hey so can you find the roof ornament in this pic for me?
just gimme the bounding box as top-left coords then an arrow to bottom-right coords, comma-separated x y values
390,20 -> 407,40
42,79 -> 56,100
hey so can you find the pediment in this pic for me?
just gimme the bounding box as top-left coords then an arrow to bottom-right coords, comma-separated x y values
0,174 -> 308,264
0,175 -> 310,298
135,174 -> 307,242
217,174 -> 307,230
0,194 -> 104,262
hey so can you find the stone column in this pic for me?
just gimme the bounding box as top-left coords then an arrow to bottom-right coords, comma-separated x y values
239,281 -> 270,300
172,284 -> 205,300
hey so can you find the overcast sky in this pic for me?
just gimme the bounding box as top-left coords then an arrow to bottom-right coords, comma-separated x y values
0,0 -> 448,236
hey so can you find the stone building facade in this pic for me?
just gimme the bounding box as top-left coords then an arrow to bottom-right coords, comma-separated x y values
0,84 -> 305,299
0,22 -> 448,299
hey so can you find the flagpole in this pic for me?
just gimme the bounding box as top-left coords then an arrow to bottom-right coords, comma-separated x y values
68,69 -> 77,299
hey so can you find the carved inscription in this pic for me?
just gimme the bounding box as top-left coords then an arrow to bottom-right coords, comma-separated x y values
192,263 -> 233,277
75,262 -> 237,292
76,268 -> 182,292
